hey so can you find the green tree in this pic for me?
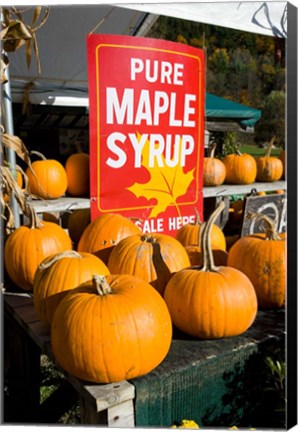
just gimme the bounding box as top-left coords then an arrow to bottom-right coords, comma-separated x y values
254,90 -> 285,147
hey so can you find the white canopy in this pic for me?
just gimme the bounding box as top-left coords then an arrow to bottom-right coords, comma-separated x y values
124,1 -> 288,38
8,1 -> 288,105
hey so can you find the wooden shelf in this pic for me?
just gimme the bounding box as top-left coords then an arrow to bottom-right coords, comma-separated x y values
203,180 -> 286,197
24,181 -> 286,214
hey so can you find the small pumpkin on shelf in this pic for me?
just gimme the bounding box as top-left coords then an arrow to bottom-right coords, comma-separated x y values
255,137 -> 283,182
164,201 -> 258,339
25,150 -> 68,199
223,150 -> 257,185
227,212 -> 286,309
203,143 -> 226,187
51,274 -> 173,383
65,152 -> 90,197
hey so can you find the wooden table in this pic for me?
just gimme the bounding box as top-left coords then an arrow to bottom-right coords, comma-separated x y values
3,292 -> 135,426
3,290 -> 285,427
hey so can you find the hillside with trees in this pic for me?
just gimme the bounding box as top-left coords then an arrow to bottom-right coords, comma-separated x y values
147,16 -> 286,149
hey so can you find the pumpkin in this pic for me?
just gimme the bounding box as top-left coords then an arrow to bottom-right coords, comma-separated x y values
4,206 -> 72,291
223,150 -> 257,185
108,233 -> 191,296
65,152 -> 90,197
164,201 -> 258,339
33,250 -> 109,325
185,244 -> 228,267
25,151 -> 68,199
67,208 -> 91,245
77,213 -> 142,264
255,137 -> 283,182
51,274 -> 172,383
279,149 -> 286,179
176,208 -> 226,251
227,212 -> 286,309
203,143 -> 226,187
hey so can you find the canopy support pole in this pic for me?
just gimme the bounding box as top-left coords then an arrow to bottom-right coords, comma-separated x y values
2,64 -> 21,228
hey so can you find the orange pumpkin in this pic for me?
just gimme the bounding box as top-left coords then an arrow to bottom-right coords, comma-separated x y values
77,213 -> 142,264
51,274 -> 172,383
67,208 -> 91,245
164,201 -> 258,339
33,250 -> 109,325
108,233 -> 191,296
65,152 -> 90,197
25,151 -> 68,199
227,212 -> 286,309
4,206 -> 72,291
203,143 -> 226,187
279,149 -> 286,179
176,208 -> 226,251
255,137 -> 283,182
223,151 -> 257,185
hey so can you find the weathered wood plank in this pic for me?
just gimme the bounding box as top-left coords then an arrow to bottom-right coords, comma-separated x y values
203,181 -> 286,197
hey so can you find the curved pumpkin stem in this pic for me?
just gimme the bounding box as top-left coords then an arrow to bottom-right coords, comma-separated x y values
264,136 -> 276,157
30,150 -> 47,161
25,204 -> 44,229
194,207 -> 201,225
200,200 -> 225,272
235,149 -> 243,156
93,274 -> 112,296
38,250 -> 82,270
208,142 -> 217,158
246,212 -> 282,240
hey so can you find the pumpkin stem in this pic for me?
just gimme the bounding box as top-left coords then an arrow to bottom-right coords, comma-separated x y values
141,234 -> 156,243
208,142 -> 217,158
264,136 -> 276,157
30,150 -> 47,160
194,207 -> 201,225
38,250 -> 82,270
200,201 -> 225,272
246,212 -> 282,240
93,275 -> 112,296
25,204 -> 44,229
198,221 -> 206,247
235,149 -> 243,156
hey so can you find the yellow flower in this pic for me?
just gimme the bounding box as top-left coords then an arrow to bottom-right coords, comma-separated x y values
172,420 -> 200,429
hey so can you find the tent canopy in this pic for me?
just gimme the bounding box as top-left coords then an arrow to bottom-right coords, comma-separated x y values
206,93 -> 262,127
123,1 -> 287,38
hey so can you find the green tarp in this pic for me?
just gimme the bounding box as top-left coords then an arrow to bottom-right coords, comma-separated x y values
206,93 -> 262,127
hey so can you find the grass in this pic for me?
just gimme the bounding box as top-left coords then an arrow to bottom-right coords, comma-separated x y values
240,144 -> 281,157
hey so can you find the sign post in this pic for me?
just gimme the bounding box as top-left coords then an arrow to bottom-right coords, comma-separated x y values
87,34 -> 205,236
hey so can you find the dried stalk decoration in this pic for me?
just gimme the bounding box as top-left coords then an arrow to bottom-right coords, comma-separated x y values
1,7 -> 50,235
1,6 -> 50,82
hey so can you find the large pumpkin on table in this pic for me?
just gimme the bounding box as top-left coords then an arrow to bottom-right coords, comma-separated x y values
223,151 -> 257,185
33,250 -> 110,325
227,212 -> 286,309
77,213 -> 142,264
4,207 -> 72,291
65,152 -> 90,197
108,233 -> 190,296
25,151 -> 68,199
164,201 -> 258,339
51,274 -> 172,383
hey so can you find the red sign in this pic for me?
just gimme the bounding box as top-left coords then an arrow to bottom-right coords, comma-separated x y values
87,34 -> 205,236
